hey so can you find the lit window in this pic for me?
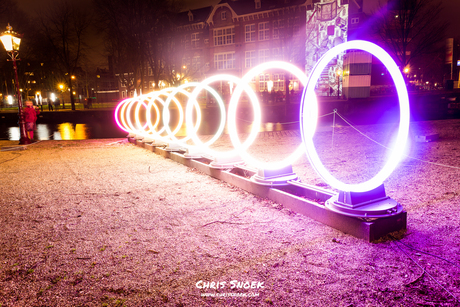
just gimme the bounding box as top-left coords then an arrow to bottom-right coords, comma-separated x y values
259,49 -> 269,63
214,27 -> 235,46
273,20 -> 284,39
214,52 -> 235,70
191,33 -> 199,48
259,74 -> 269,91
274,74 -> 285,91
192,56 -> 201,71
245,51 -> 256,68
258,22 -> 269,41
245,24 -> 256,42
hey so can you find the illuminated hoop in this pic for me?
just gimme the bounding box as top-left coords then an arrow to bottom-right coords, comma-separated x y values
145,88 -> 183,140
164,82 -> 202,143
300,40 -> 410,192
126,97 -> 149,133
114,98 -> 131,133
228,61 -> 309,170
186,75 -> 239,156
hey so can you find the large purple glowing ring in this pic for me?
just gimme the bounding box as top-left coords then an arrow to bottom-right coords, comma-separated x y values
300,40 -> 410,193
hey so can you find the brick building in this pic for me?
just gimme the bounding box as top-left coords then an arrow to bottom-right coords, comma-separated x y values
175,0 -> 310,101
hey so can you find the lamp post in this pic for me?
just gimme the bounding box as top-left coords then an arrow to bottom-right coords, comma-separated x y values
0,24 -> 29,144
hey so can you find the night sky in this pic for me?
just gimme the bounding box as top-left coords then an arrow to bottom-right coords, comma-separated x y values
15,0 -> 460,37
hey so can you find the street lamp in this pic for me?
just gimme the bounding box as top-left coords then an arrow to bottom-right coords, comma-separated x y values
0,24 -> 29,144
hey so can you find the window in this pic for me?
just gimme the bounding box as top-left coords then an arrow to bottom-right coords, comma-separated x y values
192,56 -> 201,71
245,51 -> 256,68
214,27 -> 235,46
273,74 -> 285,91
258,22 -> 269,41
148,66 -> 153,76
245,24 -> 256,42
272,48 -> 283,60
351,17 -> 360,24
191,33 -> 200,48
221,11 -> 227,20
214,52 -> 235,70
188,12 -> 193,22
255,0 -> 261,9
258,49 -> 269,63
327,25 -> 335,36
259,74 -> 269,91
273,20 -> 284,39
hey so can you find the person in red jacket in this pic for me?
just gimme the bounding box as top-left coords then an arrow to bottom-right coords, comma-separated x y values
23,100 -> 40,141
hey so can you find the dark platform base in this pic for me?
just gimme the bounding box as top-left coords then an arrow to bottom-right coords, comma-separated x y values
130,137 -> 407,242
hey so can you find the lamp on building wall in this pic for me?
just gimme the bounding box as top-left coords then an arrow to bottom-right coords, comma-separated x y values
0,24 -> 29,144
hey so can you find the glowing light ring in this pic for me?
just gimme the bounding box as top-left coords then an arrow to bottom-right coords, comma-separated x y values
144,91 -> 167,137
134,96 -> 157,134
300,40 -> 410,192
146,89 -> 170,138
114,98 -> 131,133
163,82 -> 202,143
126,97 -> 148,133
193,74 -> 262,159
145,88 -> 183,140
186,75 -> 238,156
119,99 -> 134,133
228,61 -> 309,170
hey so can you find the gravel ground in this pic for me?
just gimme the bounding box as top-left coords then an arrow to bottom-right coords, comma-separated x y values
0,119 -> 459,307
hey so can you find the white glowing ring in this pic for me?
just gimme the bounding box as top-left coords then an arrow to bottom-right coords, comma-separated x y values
134,96 -> 157,134
145,89 -> 169,138
118,98 -> 134,133
114,98 -> 131,133
145,88 -> 183,140
186,75 -> 236,156
126,97 -> 149,133
163,82 -> 201,143
300,40 -> 410,192
143,91 -> 165,137
228,61 -> 309,170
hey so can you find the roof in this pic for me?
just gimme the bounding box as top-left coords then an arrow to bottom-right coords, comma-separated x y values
218,0 -> 308,15
177,6 -> 213,26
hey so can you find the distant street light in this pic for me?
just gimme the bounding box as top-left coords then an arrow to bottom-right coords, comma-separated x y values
0,24 -> 29,144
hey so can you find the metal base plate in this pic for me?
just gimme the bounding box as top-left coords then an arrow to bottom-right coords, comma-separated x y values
325,194 -> 403,218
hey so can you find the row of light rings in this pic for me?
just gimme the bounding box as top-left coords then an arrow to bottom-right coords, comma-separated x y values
115,40 -> 410,193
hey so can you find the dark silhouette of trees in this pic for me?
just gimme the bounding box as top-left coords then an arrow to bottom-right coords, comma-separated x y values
36,1 -> 93,110
94,0 -> 180,94
373,0 -> 448,71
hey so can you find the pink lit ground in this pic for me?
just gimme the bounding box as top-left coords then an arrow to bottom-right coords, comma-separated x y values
0,119 -> 459,306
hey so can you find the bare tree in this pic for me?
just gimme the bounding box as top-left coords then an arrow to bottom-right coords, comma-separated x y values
37,1 -> 92,110
374,0 -> 448,71
94,0 -> 180,95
